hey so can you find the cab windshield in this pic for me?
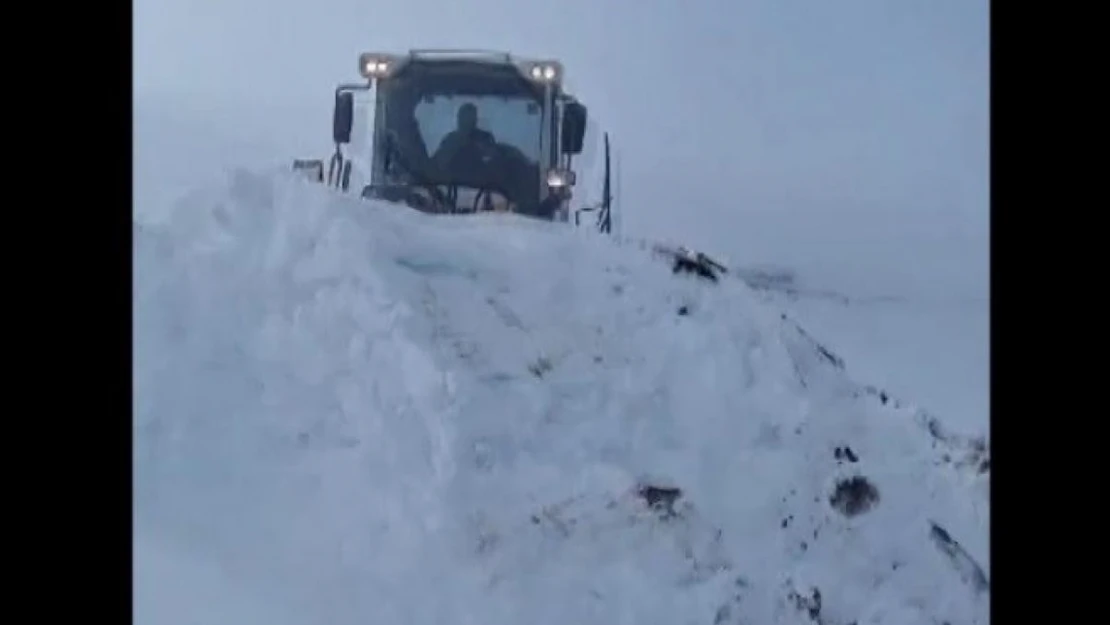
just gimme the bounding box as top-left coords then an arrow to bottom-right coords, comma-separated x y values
415,94 -> 543,169
380,61 -> 550,212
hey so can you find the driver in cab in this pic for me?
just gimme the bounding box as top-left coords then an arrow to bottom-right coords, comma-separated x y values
432,103 -> 497,173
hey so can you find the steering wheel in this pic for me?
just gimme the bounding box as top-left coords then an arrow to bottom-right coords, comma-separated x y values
471,187 -> 503,213
438,140 -> 517,213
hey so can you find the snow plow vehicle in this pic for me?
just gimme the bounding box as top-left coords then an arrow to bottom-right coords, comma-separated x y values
293,49 -> 613,233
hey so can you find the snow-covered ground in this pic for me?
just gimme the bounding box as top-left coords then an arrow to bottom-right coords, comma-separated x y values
757,291 -> 987,438
135,92 -> 989,439
134,157 -> 989,624
134,525 -> 304,625
717,217 -> 988,438
626,195 -> 989,442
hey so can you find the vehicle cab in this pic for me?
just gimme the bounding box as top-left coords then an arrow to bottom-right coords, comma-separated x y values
318,49 -> 589,221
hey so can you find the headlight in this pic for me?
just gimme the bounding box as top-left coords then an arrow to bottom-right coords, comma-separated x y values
359,53 -> 397,79
523,60 -> 563,85
545,168 -> 576,189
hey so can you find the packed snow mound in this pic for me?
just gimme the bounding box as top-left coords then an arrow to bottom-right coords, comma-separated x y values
134,169 -> 989,625
134,526 -> 306,625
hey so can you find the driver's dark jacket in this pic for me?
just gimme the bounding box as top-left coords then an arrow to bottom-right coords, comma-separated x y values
433,128 -> 495,167
428,127 -> 539,212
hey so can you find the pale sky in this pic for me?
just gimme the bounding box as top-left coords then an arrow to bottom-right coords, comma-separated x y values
135,0 -> 989,242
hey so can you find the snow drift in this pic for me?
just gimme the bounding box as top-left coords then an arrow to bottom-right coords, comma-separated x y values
133,169 -> 990,625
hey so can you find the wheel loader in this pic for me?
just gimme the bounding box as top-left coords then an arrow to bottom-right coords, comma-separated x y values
293,49 -> 613,233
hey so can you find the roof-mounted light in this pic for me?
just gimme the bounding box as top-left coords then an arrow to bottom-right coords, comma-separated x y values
519,60 -> 563,86
359,52 -> 399,80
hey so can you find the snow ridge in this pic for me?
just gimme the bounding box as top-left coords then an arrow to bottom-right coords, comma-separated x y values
134,169 -> 989,625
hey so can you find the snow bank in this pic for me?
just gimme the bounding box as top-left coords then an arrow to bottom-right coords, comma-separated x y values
134,170 -> 989,625
134,526 -> 306,625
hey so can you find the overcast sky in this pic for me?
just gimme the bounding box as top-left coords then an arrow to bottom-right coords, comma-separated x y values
135,0 -> 989,243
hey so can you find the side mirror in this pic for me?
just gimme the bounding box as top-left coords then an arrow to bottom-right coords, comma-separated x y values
561,101 -> 587,155
333,91 -> 354,145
